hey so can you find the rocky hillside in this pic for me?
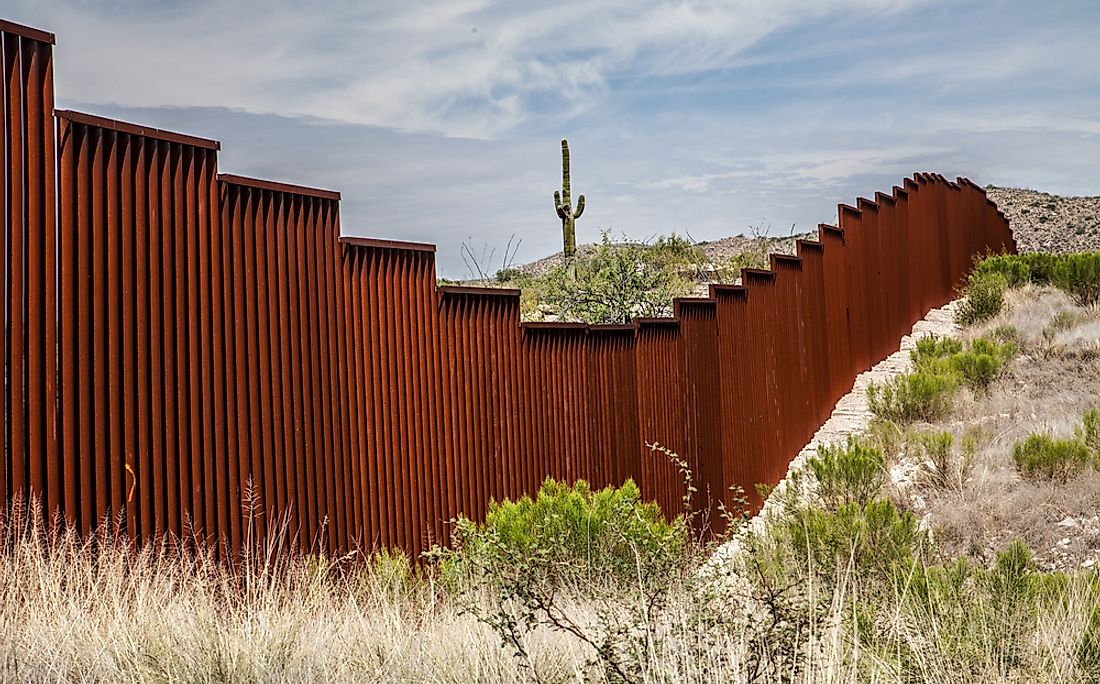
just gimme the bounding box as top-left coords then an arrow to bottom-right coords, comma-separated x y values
987,185 -> 1100,253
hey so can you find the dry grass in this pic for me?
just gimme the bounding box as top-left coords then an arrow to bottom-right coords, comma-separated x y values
3,500 -> 1099,683
0,503 -> 594,683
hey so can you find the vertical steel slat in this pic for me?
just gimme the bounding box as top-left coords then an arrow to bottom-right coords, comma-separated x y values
1,31 -> 10,515
106,130 -> 124,522
286,197 -> 309,550
321,202 -> 350,552
5,33 -> 26,512
91,126 -> 109,526
182,146 -> 204,542
196,150 -> 217,547
24,39 -> 44,506
263,189 -> 287,531
120,134 -> 138,536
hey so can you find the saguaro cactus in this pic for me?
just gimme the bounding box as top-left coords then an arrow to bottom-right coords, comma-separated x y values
553,139 -> 585,262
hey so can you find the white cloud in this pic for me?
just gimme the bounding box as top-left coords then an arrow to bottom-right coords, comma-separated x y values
9,0 -> 930,138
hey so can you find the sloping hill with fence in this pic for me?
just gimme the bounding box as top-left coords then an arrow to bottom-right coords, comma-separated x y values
1,19 -> 1015,558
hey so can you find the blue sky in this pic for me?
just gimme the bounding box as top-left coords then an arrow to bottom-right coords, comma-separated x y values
7,1 -> 1100,276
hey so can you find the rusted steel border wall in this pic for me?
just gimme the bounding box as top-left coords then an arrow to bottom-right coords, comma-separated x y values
3,21 -> 56,526
3,18 -> 1016,558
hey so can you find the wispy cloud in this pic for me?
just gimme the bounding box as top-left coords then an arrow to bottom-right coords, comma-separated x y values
11,0 -> 934,138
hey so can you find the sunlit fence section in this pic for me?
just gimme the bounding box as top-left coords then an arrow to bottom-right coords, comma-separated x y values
2,18 -> 1016,559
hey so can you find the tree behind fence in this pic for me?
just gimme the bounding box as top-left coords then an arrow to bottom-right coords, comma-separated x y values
2,19 -> 1015,559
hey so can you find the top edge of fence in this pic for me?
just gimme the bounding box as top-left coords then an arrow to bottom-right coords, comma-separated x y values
875,191 -> 896,205
521,321 -> 589,332
219,173 -> 340,200
856,196 -> 878,211
339,236 -> 435,252
438,285 -> 521,298
0,19 -> 55,44
56,110 -> 221,150
796,238 -> 824,252
635,317 -> 680,327
771,254 -> 802,267
742,267 -> 778,281
709,284 -> 748,297
674,297 -> 717,314
588,324 -> 637,334
819,223 -> 843,236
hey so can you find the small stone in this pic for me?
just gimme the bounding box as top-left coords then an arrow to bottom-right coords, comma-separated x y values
1057,517 -> 1079,529
1083,558 -> 1096,569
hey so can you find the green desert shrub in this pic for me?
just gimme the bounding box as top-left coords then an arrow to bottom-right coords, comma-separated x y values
537,231 -> 697,324
950,337 -> 1016,392
807,437 -> 887,510
1012,433 -> 1090,483
955,271 -> 1007,326
1052,252 -> 1100,306
868,368 -> 959,422
911,334 -> 1015,392
778,499 -> 925,587
1076,408 -> 1100,464
440,478 -> 687,589
868,335 -> 1013,422
915,429 -> 955,488
973,253 -> 1032,287
893,540 -> 1045,678
970,251 -> 1100,305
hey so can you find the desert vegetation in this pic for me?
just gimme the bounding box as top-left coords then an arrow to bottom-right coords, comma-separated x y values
458,229 -> 785,324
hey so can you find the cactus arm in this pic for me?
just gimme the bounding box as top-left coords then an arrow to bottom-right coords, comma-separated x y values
555,190 -> 568,219
574,194 -> 585,219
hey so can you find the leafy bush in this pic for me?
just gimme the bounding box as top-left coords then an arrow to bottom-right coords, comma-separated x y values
535,231 -> 698,323
440,478 -> 687,589
894,541 -> 1044,678
867,369 -> 957,422
1052,252 -> 1100,306
868,368 -> 959,422
1012,433 -> 1090,483
778,499 -> 925,586
868,335 -> 1013,422
1076,408 -> 1100,464
950,337 -> 1016,391
955,271 -> 1007,326
911,334 -> 1015,392
973,253 -> 1032,287
807,437 -> 886,510
971,251 -> 1100,305
915,429 -> 955,487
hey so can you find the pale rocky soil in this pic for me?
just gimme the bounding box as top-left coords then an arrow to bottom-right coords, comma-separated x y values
987,185 -> 1100,253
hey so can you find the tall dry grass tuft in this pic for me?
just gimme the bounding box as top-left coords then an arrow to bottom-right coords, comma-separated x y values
0,497 -> 589,683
